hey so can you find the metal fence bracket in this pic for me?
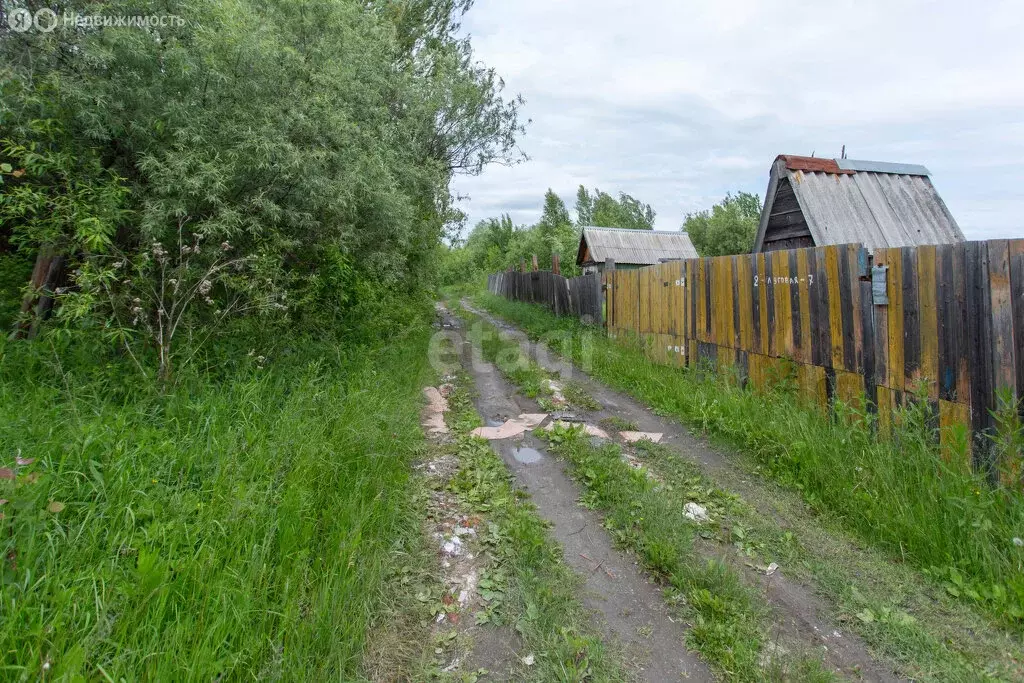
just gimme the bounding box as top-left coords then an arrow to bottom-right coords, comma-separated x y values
871,265 -> 888,305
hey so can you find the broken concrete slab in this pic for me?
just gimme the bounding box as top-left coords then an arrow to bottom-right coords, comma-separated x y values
620,430 -> 663,444
424,386 -> 448,411
470,413 -> 547,440
422,386 -> 449,434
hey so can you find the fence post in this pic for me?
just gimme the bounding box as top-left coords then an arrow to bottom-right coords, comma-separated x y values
520,258 -> 526,273
532,254 -> 539,272
552,253 -> 560,275
604,258 -> 615,332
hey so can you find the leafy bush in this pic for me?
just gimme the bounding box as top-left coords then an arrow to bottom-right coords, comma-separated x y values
0,252 -> 31,330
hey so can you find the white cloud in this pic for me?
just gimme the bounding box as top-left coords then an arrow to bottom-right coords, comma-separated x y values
453,0 -> 1024,238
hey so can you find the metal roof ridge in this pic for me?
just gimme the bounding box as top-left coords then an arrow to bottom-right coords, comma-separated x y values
582,226 -> 685,235
836,158 -> 931,176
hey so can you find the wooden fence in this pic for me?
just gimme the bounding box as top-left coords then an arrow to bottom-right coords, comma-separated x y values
487,270 -> 603,324
605,240 -> 1023,477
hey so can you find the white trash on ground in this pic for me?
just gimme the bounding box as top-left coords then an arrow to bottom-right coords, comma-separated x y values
683,502 -> 710,523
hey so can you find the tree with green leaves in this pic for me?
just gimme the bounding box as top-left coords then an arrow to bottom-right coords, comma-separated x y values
442,187 -> 587,282
574,185 -> 594,226
442,184 -> 660,283
574,186 -> 655,229
536,189 -> 577,268
462,214 -> 517,272
539,189 -> 571,231
682,191 -> 762,256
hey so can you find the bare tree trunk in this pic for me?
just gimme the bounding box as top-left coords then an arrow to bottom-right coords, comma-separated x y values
27,253 -> 66,339
10,245 -> 55,340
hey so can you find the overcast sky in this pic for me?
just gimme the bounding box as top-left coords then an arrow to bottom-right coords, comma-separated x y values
451,0 -> 1024,240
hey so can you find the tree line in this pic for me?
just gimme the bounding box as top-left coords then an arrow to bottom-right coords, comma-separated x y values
440,186 -> 656,283
0,0 -> 767,376
442,186 -> 764,284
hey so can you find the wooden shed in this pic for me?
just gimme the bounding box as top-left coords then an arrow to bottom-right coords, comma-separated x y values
753,155 -> 965,252
575,226 -> 698,274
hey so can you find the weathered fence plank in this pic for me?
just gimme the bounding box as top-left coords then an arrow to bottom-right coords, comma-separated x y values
488,268 -> 602,324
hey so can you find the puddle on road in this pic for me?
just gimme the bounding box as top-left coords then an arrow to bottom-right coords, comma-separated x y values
485,417 -> 503,427
510,446 -> 543,464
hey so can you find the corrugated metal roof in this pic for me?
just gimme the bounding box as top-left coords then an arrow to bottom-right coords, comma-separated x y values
577,227 -> 699,265
754,155 -> 964,251
780,155 -> 854,175
836,158 -> 930,175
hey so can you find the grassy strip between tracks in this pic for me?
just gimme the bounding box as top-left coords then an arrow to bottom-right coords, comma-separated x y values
439,364 -> 627,681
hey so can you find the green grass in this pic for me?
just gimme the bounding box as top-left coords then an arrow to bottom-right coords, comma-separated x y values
0,326 -> 434,679
546,424 -> 828,681
599,416 -> 638,432
629,439 -> 1024,680
471,291 -> 1024,629
562,380 -> 601,411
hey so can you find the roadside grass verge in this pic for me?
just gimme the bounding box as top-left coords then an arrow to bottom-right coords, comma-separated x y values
0,328 -> 433,679
630,439 -> 1024,680
440,369 -> 626,682
470,291 -> 1024,631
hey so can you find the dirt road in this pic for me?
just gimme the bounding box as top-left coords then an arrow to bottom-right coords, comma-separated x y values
449,300 -> 900,682
445,304 -> 713,682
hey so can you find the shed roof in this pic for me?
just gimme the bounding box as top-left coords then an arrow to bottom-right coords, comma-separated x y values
754,155 -> 964,251
576,226 -> 698,266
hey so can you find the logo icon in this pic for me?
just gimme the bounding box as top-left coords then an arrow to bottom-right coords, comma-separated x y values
7,7 -> 32,32
34,8 -> 57,32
